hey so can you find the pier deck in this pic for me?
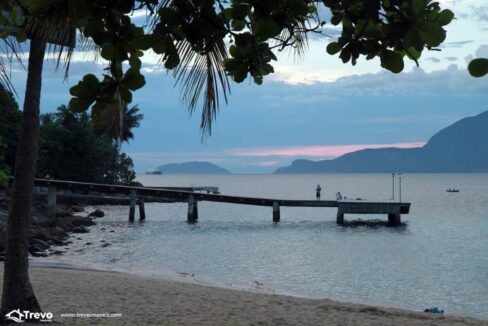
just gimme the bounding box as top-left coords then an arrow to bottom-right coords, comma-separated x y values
14,178 -> 411,225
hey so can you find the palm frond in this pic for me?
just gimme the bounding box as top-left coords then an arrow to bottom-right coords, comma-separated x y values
275,8 -> 321,63
24,16 -> 76,80
0,36 -> 26,95
174,38 -> 230,136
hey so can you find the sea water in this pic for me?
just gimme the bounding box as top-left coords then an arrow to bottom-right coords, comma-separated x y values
39,174 -> 488,319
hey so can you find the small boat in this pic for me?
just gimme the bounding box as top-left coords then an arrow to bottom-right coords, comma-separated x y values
446,188 -> 459,193
145,170 -> 162,175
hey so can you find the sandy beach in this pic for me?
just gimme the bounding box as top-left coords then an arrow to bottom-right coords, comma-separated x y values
0,266 -> 485,325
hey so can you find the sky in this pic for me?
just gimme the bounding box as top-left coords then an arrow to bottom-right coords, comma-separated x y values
6,0 -> 488,173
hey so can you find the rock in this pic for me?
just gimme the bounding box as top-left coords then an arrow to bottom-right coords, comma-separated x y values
71,216 -> 96,226
29,226 -> 51,241
55,207 -> 71,218
101,243 -> 111,248
29,244 -> 46,254
30,239 -> 50,250
46,237 -> 64,246
47,226 -> 68,239
88,209 -> 105,218
32,216 -> 53,228
72,226 -> 89,233
31,251 -> 48,258
72,206 -> 85,213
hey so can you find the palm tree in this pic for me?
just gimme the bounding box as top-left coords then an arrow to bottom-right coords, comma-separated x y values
95,103 -> 144,146
0,2 -> 75,316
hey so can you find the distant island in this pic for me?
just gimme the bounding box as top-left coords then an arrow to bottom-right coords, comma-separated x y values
275,111 -> 488,173
157,162 -> 231,174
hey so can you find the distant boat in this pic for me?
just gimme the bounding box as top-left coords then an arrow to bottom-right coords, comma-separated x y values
446,188 -> 459,193
146,170 -> 162,175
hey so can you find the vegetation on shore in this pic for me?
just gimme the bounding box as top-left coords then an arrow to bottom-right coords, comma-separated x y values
0,85 -> 141,186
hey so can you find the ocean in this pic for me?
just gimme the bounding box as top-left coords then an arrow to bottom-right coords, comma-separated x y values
39,174 -> 488,319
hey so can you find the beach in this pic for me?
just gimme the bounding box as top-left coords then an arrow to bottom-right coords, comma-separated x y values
1,266 -> 485,325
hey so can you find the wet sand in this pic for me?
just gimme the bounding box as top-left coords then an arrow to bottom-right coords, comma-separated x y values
0,266 -> 486,325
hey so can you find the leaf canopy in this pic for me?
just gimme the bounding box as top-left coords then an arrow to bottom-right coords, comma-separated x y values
0,0 -> 458,135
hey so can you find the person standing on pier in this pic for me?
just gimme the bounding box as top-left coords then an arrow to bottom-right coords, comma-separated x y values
316,184 -> 322,200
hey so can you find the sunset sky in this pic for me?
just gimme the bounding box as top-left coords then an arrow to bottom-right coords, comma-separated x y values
8,0 -> 488,172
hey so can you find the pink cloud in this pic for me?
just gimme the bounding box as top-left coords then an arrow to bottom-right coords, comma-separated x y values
228,142 -> 426,159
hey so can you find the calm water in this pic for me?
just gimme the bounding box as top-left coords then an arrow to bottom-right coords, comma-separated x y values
40,174 -> 488,319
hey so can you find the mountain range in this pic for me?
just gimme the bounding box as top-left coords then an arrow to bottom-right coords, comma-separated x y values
275,111 -> 488,173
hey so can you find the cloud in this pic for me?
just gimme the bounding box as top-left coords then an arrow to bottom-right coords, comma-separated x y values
475,44 -> 488,57
464,44 -> 488,64
227,142 -> 426,159
445,56 -> 458,62
471,6 -> 488,21
323,64 -> 488,97
426,57 -> 441,63
440,40 -> 474,48
270,66 -> 342,85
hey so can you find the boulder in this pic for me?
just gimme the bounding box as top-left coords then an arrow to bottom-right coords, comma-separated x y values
55,207 -> 72,218
30,238 -> 50,250
71,216 -> 95,226
72,226 -> 89,233
88,209 -> 105,218
72,206 -> 85,213
29,226 -> 51,241
28,244 -> 46,254
32,217 -> 54,228
46,237 -> 65,246
46,226 -> 68,239
31,251 -> 48,258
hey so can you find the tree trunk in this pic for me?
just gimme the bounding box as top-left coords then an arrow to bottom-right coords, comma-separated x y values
1,36 -> 46,318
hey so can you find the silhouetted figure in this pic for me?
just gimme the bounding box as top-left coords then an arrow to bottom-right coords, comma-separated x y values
336,192 -> 343,200
316,184 -> 322,200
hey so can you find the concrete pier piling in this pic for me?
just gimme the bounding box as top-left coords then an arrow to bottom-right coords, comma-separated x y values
187,194 -> 198,223
129,189 -> 137,222
138,199 -> 146,221
273,201 -> 280,222
388,213 -> 401,225
336,209 -> 344,225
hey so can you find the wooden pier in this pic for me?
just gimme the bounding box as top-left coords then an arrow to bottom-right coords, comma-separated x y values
20,178 -> 410,225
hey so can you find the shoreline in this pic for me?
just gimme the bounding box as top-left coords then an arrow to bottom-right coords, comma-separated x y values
18,263 -> 486,325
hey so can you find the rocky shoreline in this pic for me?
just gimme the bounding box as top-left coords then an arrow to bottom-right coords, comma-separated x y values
0,196 -> 104,260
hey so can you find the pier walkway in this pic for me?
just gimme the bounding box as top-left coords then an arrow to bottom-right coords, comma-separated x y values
16,178 -> 410,225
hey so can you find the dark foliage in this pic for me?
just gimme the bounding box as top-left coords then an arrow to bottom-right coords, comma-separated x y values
37,105 -> 137,185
